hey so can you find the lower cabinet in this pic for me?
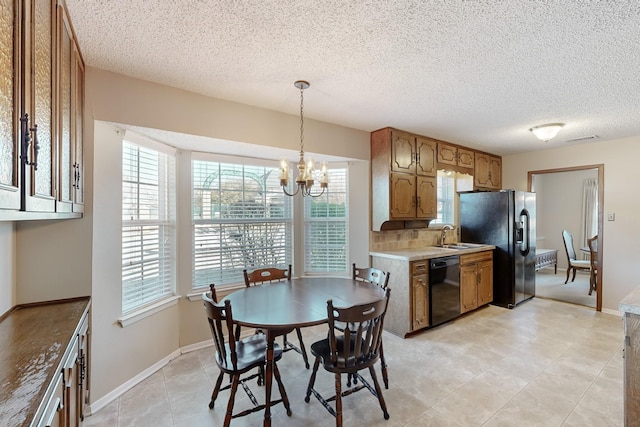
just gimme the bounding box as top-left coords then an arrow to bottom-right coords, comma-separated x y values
460,251 -> 493,313
0,298 -> 90,427
411,261 -> 429,331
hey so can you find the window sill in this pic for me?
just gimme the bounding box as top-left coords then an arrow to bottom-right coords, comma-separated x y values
118,295 -> 181,327
186,283 -> 246,302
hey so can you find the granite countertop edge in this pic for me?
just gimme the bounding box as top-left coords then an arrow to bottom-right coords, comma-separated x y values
619,286 -> 640,315
370,244 -> 496,262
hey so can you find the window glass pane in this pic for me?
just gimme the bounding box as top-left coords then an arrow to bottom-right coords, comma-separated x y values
304,168 -> 349,274
192,159 -> 293,288
122,140 -> 176,314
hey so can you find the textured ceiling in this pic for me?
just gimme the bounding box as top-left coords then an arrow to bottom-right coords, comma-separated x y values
65,0 -> 640,156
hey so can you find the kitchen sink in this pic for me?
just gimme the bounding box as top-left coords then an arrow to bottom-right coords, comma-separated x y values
436,243 -> 483,250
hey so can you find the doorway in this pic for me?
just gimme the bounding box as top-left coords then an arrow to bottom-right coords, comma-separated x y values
528,165 -> 603,311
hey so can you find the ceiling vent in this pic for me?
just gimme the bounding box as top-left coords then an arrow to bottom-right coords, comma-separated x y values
565,135 -> 599,142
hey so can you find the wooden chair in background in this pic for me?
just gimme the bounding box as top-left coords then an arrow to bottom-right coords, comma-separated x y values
305,289 -> 391,426
243,265 -> 310,369
587,235 -> 598,295
202,286 -> 291,426
561,229 -> 591,284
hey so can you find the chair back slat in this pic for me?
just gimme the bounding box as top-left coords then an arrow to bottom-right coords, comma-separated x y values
244,265 -> 292,286
352,263 -> 390,289
326,288 -> 390,369
203,291 -> 237,369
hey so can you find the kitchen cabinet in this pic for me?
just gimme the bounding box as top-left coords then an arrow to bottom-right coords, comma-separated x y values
474,152 -> 502,190
371,127 -> 437,230
411,261 -> 429,331
0,297 -> 91,427
460,250 -> 493,313
0,0 -> 84,220
437,142 -> 474,171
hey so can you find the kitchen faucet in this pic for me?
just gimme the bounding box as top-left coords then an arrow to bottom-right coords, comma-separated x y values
440,224 -> 454,246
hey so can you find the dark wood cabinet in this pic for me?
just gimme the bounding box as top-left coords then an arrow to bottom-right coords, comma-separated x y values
411,261 -> 429,331
460,251 -> 493,313
371,127 -> 437,230
0,0 -> 84,220
474,152 -> 502,190
437,142 -> 474,171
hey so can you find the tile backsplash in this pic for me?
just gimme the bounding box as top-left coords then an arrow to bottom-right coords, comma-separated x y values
370,226 -> 459,252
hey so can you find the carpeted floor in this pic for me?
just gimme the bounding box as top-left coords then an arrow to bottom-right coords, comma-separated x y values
535,267 -> 596,308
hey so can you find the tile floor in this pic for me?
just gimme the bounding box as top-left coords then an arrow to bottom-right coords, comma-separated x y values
84,298 -> 624,426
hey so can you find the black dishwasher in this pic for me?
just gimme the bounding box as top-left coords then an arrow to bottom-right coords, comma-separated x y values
429,256 -> 461,327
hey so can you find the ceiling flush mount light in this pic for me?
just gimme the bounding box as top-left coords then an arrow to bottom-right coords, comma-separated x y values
279,80 -> 328,197
529,123 -> 565,142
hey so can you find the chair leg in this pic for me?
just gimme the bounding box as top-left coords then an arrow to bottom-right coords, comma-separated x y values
334,372 -> 343,427
564,267 -> 571,284
273,361 -> 292,416
295,327 -> 310,369
571,268 -> 577,282
304,358 -> 321,403
379,342 -> 389,389
368,366 -> 390,420
209,371 -> 225,409
224,375 -> 240,427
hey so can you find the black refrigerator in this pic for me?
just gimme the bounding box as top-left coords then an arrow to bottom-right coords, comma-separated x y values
459,190 -> 536,308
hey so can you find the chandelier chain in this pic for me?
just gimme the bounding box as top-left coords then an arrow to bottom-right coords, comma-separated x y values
299,84 -> 304,154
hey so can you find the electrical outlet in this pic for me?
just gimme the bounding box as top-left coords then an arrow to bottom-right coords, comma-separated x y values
607,213 -> 615,221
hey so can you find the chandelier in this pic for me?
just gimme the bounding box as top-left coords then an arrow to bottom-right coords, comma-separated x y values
279,80 -> 328,197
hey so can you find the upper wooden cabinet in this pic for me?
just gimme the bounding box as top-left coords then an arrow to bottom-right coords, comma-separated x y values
372,128 -> 437,230
0,0 -> 84,220
474,152 -> 502,190
437,142 -> 474,171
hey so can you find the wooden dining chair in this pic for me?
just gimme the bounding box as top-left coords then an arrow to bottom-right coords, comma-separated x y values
202,287 -> 291,426
587,235 -> 598,295
349,263 -> 390,389
561,230 -> 591,284
243,265 -> 310,369
305,288 -> 391,426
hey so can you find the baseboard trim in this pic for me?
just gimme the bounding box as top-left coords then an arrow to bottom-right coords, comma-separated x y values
87,341 -> 212,416
601,307 -> 623,317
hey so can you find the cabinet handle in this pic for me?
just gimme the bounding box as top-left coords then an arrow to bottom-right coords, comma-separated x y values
20,114 -> 40,171
73,162 -> 81,190
79,353 -> 86,386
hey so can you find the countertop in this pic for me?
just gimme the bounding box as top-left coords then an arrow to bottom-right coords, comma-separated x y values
619,286 -> 640,315
370,244 -> 495,262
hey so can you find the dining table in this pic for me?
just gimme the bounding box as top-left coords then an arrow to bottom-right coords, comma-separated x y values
223,276 -> 387,427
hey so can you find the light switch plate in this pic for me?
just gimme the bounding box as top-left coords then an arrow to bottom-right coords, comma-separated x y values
607,213 -> 615,221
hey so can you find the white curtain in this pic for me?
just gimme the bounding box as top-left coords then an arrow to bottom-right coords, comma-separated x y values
581,178 -> 598,250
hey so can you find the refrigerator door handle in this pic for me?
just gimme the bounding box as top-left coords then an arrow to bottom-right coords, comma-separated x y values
519,209 -> 531,255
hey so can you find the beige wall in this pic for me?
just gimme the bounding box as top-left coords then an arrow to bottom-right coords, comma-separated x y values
502,135 -> 639,312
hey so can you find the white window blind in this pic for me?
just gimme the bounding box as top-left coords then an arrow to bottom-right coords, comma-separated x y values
304,167 -> 349,274
122,139 -> 176,314
435,170 -> 455,224
192,159 -> 293,288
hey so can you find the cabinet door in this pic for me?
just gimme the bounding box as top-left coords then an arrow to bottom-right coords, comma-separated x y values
62,335 -> 79,427
390,130 -> 415,174
415,137 -> 437,176
23,0 -> 56,213
37,372 -> 64,427
474,153 -> 491,188
390,173 -> 415,219
71,46 -> 84,211
416,175 -> 436,219
55,3 -> 73,212
460,264 -> 478,313
477,259 -> 493,306
77,312 -> 89,420
489,156 -> 501,189
437,142 -> 458,167
457,148 -> 475,170
0,0 -> 21,211
411,273 -> 428,330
